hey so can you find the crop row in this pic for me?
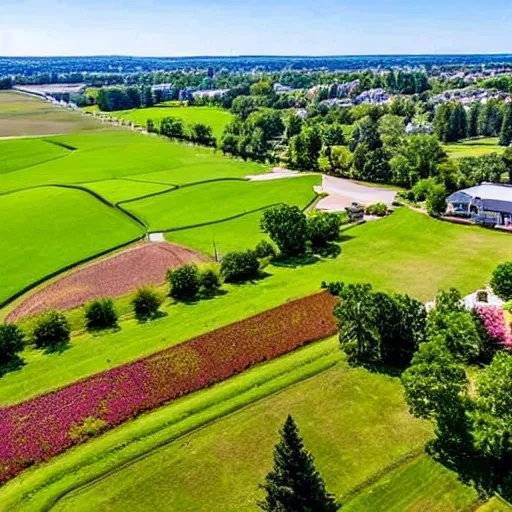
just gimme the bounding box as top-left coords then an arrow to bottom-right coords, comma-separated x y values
0,291 -> 338,484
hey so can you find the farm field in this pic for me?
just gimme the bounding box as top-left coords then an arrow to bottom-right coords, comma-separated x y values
0,137 -> 71,174
48,355 -> 468,512
7,242 -> 209,321
123,175 -> 320,231
0,91 -> 99,137
3,207 -> 512,407
443,137 -> 504,159
97,105 -> 234,140
0,131 -> 266,195
0,186 -> 144,305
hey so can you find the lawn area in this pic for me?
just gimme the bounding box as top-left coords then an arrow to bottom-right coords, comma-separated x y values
1,335 -> 446,512
123,175 -> 319,231
0,186 -> 144,305
49,354 -> 436,512
0,131 -> 266,195
81,179 -> 174,204
0,91 -> 99,137
106,105 -> 234,140
0,137 -> 70,174
167,209 -> 270,257
443,137 -> 504,159
3,208 -> 512,406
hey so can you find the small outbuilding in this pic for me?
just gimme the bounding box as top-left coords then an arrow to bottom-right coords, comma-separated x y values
446,183 -> 512,228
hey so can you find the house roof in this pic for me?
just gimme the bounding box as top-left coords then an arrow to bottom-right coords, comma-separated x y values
447,183 -> 512,215
456,183 -> 512,202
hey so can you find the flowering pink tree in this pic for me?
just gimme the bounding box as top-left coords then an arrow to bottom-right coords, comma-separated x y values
474,305 -> 512,349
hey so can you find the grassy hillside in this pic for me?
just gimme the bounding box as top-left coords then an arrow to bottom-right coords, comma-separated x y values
124,176 -> 320,231
0,187 -> 144,304
0,131 -> 266,195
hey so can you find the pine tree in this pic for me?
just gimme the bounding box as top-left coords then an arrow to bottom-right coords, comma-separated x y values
499,104 -> 512,147
259,415 -> 339,512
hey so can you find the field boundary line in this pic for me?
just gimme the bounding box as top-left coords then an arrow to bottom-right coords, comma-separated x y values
39,350 -> 340,511
0,235 -> 145,310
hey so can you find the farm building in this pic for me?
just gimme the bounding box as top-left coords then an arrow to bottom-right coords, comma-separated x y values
446,183 -> 512,227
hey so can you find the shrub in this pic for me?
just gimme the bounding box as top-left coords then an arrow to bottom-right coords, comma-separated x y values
132,286 -> 163,320
0,323 -> 25,367
261,205 -> 308,257
491,262 -> 512,301
307,212 -> 342,248
426,183 -> 447,217
84,298 -> 118,331
254,240 -> 277,259
411,177 -> 437,202
168,264 -> 200,301
221,250 -> 260,283
365,202 -> 387,217
33,310 -> 71,350
199,266 -> 221,295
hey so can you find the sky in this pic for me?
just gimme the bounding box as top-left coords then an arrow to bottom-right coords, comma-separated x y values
1,0 -> 512,57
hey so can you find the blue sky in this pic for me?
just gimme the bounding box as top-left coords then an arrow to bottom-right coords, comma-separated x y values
1,0 -> 511,56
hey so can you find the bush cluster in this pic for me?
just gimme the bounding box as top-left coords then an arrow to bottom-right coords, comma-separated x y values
132,286 -> 163,321
221,250 -> 260,283
84,298 -> 118,330
33,310 -> 71,350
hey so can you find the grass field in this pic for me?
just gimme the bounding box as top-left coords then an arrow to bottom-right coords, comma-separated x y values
3,208 -> 512,406
0,91 -> 99,137
2,336 -> 468,512
98,105 -> 234,140
0,132 -> 266,195
124,176 -> 319,231
81,179 -> 174,204
0,138 -> 70,174
46,345 -> 472,512
0,186 -> 144,305
443,137 -> 505,159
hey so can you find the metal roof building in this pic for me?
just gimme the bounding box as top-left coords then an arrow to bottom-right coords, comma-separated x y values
447,183 -> 512,227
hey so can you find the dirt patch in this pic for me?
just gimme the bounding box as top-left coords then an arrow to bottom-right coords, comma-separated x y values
8,242 -> 210,321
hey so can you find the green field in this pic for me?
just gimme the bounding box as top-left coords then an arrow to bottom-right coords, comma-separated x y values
124,176 -> 319,231
45,342 -> 473,512
82,179 -> 174,204
0,138 -> 70,174
101,105 -> 234,140
0,91 -> 99,137
3,207 -> 512,406
443,137 -> 504,159
0,132 -> 266,195
0,186 -> 144,304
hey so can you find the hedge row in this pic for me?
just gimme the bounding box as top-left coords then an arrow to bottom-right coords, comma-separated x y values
0,291 -> 338,484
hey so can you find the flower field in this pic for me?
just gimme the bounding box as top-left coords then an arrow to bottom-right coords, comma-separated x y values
0,291 -> 338,484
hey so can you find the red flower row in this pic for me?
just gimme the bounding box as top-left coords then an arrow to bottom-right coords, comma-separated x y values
0,292 -> 338,484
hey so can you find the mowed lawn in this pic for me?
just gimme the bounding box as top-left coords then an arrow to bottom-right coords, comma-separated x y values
0,187 -> 144,305
50,358 -> 474,512
443,137 -> 504,159
124,176 -> 320,231
0,138 -> 70,174
4,208 -> 512,406
0,131 -> 266,195
106,105 -> 234,140
0,91 -> 99,137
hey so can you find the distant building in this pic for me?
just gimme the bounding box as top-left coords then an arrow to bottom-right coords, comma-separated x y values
273,83 -> 294,94
192,88 -> 229,99
151,84 -> 174,100
446,183 -> 512,228
405,121 -> 433,135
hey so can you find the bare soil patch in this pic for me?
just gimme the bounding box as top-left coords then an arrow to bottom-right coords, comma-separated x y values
8,242 -> 210,321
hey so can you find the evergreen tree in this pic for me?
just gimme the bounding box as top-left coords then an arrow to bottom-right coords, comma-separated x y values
467,101 -> 481,138
259,416 -> 339,512
499,103 -> 512,147
448,102 -> 467,142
